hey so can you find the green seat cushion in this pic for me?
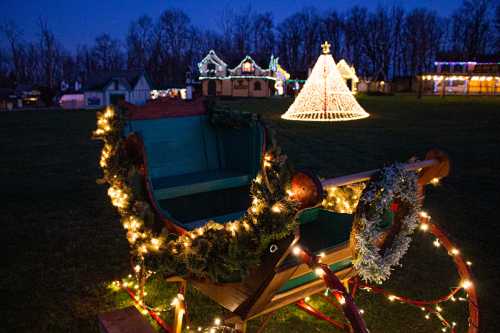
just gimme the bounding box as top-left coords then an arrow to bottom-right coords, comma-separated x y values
277,259 -> 352,293
152,170 -> 250,200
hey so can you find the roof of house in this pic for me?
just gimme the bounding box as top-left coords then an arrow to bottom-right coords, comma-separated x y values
84,70 -> 152,91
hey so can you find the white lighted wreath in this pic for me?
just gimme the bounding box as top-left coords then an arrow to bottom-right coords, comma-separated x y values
352,163 -> 421,284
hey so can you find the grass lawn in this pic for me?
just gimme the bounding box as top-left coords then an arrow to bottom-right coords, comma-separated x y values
1,95 -> 499,332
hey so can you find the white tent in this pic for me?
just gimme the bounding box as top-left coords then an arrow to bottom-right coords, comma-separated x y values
281,42 -> 369,122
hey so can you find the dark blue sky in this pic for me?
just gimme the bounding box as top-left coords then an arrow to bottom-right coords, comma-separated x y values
1,0 -> 462,52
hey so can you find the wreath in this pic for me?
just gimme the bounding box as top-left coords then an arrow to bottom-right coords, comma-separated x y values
93,106 -> 299,284
351,163 -> 421,283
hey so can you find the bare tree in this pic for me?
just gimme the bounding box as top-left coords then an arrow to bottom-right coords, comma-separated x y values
38,18 -> 62,88
217,7 -> 236,60
233,6 -> 254,58
252,12 -> 275,65
344,6 -> 369,75
390,6 -> 405,78
362,7 -> 394,78
75,45 -> 95,81
25,42 -> 41,83
402,8 -> 444,87
0,46 -> 11,86
92,34 -> 125,71
0,21 -> 25,83
495,3 -> 500,53
321,10 -> 344,60
157,9 -> 192,81
297,8 -> 321,69
126,15 -> 154,70
451,0 -> 493,58
277,14 -> 303,73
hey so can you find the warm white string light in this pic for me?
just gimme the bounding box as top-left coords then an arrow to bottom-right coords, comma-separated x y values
281,42 -> 369,122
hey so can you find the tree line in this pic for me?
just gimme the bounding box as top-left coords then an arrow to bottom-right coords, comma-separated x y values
0,0 -> 498,90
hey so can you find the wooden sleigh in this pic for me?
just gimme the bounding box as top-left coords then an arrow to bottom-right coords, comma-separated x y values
118,100 -> 477,333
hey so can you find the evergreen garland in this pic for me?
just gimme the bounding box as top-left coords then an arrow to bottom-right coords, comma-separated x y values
94,106 -> 299,284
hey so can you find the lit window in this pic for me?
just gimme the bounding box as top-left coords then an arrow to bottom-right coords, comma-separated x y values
242,61 -> 253,73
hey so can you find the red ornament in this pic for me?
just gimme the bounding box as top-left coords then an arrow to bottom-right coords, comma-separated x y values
290,171 -> 323,209
390,202 -> 399,212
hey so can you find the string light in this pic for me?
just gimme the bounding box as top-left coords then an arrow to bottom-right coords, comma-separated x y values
315,267 -> 325,277
430,178 -> 441,186
461,279 -> 473,290
281,42 -> 369,122
419,211 -> 430,219
322,183 -> 365,214
292,246 -> 302,256
420,223 -> 429,231
272,203 -> 282,213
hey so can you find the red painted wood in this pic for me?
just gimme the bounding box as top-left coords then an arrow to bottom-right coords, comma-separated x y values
123,287 -> 173,333
425,218 -> 479,333
321,159 -> 438,188
296,247 -> 370,333
121,98 -> 206,120
295,300 -> 349,331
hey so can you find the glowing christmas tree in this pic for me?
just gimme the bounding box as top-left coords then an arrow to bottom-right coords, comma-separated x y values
281,42 -> 369,122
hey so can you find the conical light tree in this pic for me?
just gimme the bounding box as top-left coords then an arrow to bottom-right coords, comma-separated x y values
281,42 -> 369,122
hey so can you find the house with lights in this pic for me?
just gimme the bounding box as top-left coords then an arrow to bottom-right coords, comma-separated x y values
198,51 -> 288,97
83,70 -> 152,109
421,58 -> 500,95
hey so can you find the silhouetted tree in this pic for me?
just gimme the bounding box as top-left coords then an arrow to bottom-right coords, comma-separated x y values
320,10 -> 344,60
252,12 -> 275,65
343,6 -> 369,75
127,15 -> 154,70
402,8 -> 444,88
450,0 -> 493,58
92,34 -> 124,72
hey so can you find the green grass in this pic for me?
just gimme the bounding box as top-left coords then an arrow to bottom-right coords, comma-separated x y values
1,95 -> 499,332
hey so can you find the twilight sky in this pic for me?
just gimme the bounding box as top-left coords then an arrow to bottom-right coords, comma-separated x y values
1,0 -> 463,52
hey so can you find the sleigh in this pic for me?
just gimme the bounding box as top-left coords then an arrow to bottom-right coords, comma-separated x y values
107,99 -> 478,333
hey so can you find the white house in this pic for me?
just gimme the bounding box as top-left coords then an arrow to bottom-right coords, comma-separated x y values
336,59 -> 359,94
198,50 -> 286,97
83,71 -> 152,109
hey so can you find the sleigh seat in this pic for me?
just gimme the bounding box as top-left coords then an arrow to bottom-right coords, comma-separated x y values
124,112 -> 265,231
